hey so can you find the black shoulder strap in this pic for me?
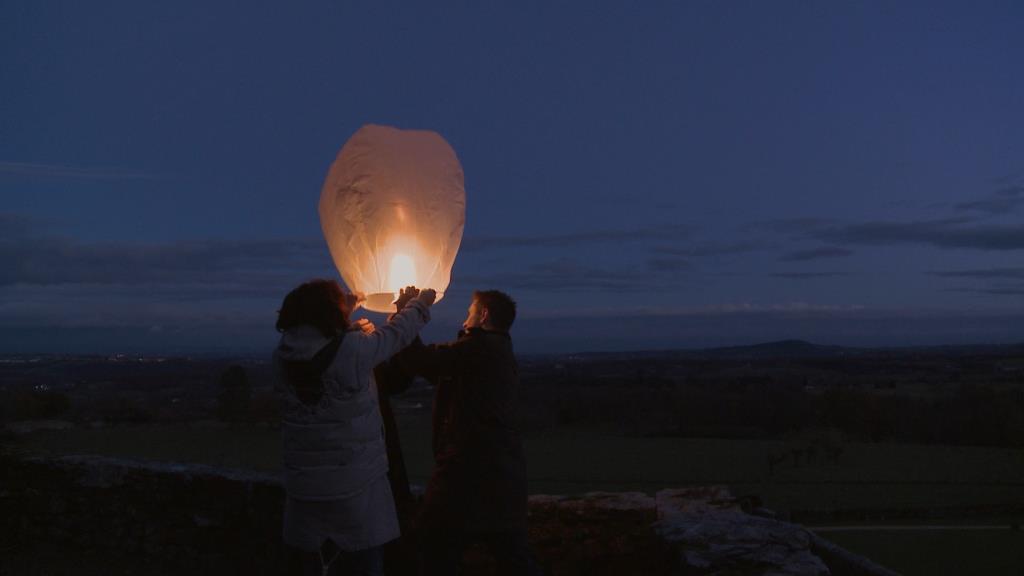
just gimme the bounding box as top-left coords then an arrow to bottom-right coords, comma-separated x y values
309,332 -> 344,377
284,333 -> 344,405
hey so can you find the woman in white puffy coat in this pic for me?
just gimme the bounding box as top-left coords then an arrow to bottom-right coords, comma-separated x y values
273,279 -> 434,576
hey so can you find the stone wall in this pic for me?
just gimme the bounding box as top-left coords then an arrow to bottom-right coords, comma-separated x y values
1,453 -> 284,575
0,452 -> 897,575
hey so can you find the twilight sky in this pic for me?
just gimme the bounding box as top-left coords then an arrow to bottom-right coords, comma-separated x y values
2,1 -> 1023,355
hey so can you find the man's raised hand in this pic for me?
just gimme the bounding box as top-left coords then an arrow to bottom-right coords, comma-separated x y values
395,286 -> 420,311
417,288 -> 437,306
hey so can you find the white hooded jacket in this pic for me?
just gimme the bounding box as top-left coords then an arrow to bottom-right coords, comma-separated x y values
274,297 -> 430,501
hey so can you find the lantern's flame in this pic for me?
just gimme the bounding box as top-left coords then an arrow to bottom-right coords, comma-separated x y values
387,253 -> 417,293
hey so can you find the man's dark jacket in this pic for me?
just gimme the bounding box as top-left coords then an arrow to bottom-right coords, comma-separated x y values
398,327 -> 527,533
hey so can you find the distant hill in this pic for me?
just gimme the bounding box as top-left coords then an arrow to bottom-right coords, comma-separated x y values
541,339 -> 1024,363
694,339 -> 853,360
539,339 -> 856,362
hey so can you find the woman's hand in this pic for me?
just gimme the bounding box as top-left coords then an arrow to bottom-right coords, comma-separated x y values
351,318 -> 375,334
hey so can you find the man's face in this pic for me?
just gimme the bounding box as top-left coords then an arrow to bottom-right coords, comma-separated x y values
463,299 -> 486,331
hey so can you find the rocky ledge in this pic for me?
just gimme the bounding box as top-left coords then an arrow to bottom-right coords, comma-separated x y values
0,452 -> 897,575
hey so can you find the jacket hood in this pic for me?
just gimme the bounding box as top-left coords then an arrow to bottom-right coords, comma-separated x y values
275,325 -> 334,362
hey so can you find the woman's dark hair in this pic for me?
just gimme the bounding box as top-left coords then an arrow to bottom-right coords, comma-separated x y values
275,279 -> 350,338
473,289 -> 516,331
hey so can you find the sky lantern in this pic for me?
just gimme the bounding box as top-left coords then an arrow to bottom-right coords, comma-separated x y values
319,124 -> 466,313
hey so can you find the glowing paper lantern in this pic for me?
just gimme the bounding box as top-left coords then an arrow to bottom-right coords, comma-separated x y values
319,124 -> 466,313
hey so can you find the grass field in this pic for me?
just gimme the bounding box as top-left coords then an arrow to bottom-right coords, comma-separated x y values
10,416 -> 1024,575
822,528 -> 1024,575
11,414 -> 1024,516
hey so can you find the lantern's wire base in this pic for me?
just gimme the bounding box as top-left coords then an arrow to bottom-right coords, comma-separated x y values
363,293 -> 397,314
361,291 -> 445,314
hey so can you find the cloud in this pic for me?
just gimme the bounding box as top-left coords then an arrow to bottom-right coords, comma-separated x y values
0,220 -> 331,287
770,272 -> 848,279
0,237 -> 330,287
746,218 -> 838,236
461,223 -> 690,251
754,183 -> 1024,252
931,267 -> 1024,298
652,241 -> 764,258
522,301 -> 871,320
647,257 -> 690,272
0,161 -> 157,181
458,258 -> 686,294
816,218 -> 1024,250
977,286 -> 1024,296
955,185 -> 1024,214
755,216 -> 1024,252
779,247 -> 853,262
0,282 -> 283,328
0,214 -> 344,332
665,302 -> 866,314
945,285 -> 1024,296
0,213 -> 34,239
930,267 -> 1024,279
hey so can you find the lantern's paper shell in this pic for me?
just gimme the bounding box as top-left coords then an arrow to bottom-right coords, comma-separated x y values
319,124 -> 466,313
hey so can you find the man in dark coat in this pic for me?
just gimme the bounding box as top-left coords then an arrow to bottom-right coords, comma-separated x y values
396,289 -> 532,575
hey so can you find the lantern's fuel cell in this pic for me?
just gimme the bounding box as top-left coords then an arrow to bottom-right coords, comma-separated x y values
319,125 -> 466,313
